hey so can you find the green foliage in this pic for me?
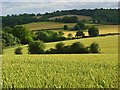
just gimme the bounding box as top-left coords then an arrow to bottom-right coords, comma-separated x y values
67,33 -> 73,39
58,31 -> 64,36
70,42 -> 88,53
2,27 -> 13,33
55,16 -> 78,23
28,41 -> 46,54
2,31 -> 20,46
12,26 -> 33,44
46,42 -> 99,54
77,22 -> 85,30
89,42 -> 100,53
74,24 -> 80,30
63,25 -> 68,30
75,31 -> 85,37
88,26 -> 99,37
36,31 -> 66,42
14,47 -> 22,54
55,42 -> 65,53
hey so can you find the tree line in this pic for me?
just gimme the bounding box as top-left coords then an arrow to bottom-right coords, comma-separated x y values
2,8 -> 119,28
15,41 -> 100,54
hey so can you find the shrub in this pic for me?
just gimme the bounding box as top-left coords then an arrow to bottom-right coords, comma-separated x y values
77,22 -> 85,30
36,31 -> 66,42
88,26 -> 99,37
14,47 -> 22,54
89,42 -> 100,53
75,31 -> 85,38
74,24 -> 80,30
67,33 -> 73,39
28,41 -> 46,54
12,26 -> 33,44
55,42 -> 65,53
2,31 -> 20,46
64,25 -> 68,30
71,42 -> 86,53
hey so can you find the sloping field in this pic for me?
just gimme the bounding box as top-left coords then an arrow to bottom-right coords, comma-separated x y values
3,35 -> 118,55
2,35 -> 119,88
48,15 -> 92,21
23,22 -> 76,31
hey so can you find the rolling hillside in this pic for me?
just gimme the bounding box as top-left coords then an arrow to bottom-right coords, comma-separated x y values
48,15 -> 92,21
3,35 -> 118,88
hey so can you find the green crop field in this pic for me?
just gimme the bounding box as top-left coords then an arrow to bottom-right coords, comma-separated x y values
2,35 -> 119,88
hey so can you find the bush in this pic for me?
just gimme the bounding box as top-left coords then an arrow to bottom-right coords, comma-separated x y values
12,26 -> 33,44
75,31 -> 85,38
45,42 -> 100,54
2,31 -> 20,46
89,42 -> 100,53
77,22 -> 85,30
14,47 -> 22,54
28,41 -> 46,54
63,25 -> 68,30
74,24 -> 80,30
36,30 -> 66,42
67,33 -> 73,39
71,42 -> 86,53
88,26 -> 99,37
55,42 -> 65,53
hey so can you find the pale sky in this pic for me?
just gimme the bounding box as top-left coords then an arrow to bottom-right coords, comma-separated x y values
1,0 -> 119,16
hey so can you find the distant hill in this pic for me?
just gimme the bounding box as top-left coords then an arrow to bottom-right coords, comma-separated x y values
2,8 -> 119,28
48,15 -> 92,21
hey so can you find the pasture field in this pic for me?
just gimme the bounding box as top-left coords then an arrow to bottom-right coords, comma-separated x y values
48,15 -> 92,21
23,22 -> 76,31
2,35 -> 119,88
23,22 -> 118,37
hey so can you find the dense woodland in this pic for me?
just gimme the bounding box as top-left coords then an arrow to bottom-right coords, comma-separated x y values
2,8 -> 119,28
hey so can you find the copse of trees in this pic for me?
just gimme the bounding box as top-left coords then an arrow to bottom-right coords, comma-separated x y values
88,26 -> 99,37
28,41 -> 46,54
45,42 -> 100,54
55,16 -> 78,23
35,30 -> 66,42
73,22 -> 86,30
12,26 -> 33,44
2,31 -> 20,46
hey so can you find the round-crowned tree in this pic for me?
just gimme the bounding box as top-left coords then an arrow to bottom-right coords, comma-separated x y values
88,26 -> 99,37
89,42 -> 100,53
74,24 -> 80,30
12,26 -> 33,44
64,25 -> 68,30
28,41 -> 46,54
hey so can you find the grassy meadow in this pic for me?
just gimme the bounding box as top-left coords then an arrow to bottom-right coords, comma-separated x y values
2,34 -> 119,88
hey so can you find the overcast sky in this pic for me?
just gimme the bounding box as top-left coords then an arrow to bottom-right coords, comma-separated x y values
1,0 -> 119,16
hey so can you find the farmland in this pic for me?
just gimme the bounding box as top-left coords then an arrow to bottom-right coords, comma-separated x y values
2,54 -> 118,88
2,34 -> 119,88
23,22 -> 118,37
48,15 -> 92,21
